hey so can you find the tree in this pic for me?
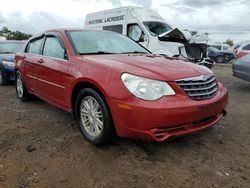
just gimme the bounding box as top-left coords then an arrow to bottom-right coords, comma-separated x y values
224,39 -> 234,47
0,27 -> 32,40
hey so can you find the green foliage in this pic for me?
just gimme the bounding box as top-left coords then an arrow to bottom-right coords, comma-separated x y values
224,39 -> 234,47
0,27 -> 32,40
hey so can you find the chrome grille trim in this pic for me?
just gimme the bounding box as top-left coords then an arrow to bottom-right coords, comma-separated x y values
176,74 -> 218,100
177,76 -> 216,86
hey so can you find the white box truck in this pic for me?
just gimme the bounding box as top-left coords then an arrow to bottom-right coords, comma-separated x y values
84,6 -> 189,56
84,6 -> 213,68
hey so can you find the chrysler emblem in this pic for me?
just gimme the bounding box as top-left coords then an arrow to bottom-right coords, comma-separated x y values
201,74 -> 211,81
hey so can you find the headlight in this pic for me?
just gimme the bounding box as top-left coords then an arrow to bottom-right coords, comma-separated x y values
2,60 -> 15,67
121,73 -> 175,100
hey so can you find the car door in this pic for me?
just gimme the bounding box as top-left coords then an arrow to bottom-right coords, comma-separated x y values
23,36 -> 45,94
37,33 -> 71,109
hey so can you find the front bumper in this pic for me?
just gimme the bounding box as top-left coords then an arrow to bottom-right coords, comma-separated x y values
0,65 -> 15,81
107,82 -> 228,142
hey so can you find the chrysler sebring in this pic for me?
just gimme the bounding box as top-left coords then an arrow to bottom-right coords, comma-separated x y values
15,29 -> 228,145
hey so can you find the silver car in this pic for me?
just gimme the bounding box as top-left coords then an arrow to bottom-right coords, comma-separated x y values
233,54 -> 250,82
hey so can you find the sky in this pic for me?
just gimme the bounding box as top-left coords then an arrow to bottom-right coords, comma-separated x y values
0,0 -> 249,43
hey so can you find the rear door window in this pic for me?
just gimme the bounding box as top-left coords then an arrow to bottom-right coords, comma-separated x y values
43,36 -> 66,60
27,38 -> 44,54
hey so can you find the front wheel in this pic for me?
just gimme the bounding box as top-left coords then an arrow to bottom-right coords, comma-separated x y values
15,71 -> 31,101
75,88 -> 115,146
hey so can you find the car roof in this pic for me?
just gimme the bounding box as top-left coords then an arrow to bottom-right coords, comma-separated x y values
44,28 -> 102,33
29,28 -> 116,40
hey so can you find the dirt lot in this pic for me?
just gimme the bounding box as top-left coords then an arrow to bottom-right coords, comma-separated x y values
0,64 -> 249,188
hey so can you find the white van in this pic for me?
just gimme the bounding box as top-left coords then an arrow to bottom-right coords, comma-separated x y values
84,6 -> 189,57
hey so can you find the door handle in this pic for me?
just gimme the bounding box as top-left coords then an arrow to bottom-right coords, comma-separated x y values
37,59 -> 44,64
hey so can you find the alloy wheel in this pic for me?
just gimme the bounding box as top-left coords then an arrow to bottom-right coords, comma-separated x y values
16,74 -> 24,98
217,57 -> 223,63
80,96 -> 104,137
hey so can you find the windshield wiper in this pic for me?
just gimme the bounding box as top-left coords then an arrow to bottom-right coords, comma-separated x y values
0,52 -> 14,54
79,51 -> 117,55
120,51 -> 148,54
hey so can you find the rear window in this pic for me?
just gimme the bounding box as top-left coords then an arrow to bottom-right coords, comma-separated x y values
243,44 -> 250,50
27,38 -> 43,54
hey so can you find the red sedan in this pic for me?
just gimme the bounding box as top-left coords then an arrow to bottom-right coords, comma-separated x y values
15,29 -> 228,145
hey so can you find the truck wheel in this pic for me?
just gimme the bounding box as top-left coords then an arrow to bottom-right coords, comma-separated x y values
0,70 -> 7,85
15,71 -> 30,101
75,88 -> 115,146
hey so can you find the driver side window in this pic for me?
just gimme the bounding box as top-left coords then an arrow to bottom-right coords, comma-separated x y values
127,24 -> 145,42
43,36 -> 67,60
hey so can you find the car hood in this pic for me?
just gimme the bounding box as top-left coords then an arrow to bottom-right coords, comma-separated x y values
81,54 -> 212,81
0,53 -> 15,61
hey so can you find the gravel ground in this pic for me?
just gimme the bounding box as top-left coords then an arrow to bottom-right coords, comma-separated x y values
0,64 -> 249,188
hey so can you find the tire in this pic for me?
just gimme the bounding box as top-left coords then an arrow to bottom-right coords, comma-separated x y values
15,71 -> 31,101
0,70 -> 7,85
75,88 -> 115,146
224,55 -> 230,63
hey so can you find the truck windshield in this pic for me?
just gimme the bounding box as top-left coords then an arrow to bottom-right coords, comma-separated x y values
143,21 -> 172,36
0,42 -> 24,54
68,31 -> 149,55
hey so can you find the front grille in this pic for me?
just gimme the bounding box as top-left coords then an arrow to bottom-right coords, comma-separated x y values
176,74 -> 218,100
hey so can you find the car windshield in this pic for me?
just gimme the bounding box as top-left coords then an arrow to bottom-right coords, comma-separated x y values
143,21 -> 173,36
0,42 -> 24,53
68,31 -> 149,55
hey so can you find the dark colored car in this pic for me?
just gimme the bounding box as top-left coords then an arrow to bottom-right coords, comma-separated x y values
208,47 -> 234,63
233,54 -> 250,82
0,41 -> 25,85
15,29 -> 228,146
